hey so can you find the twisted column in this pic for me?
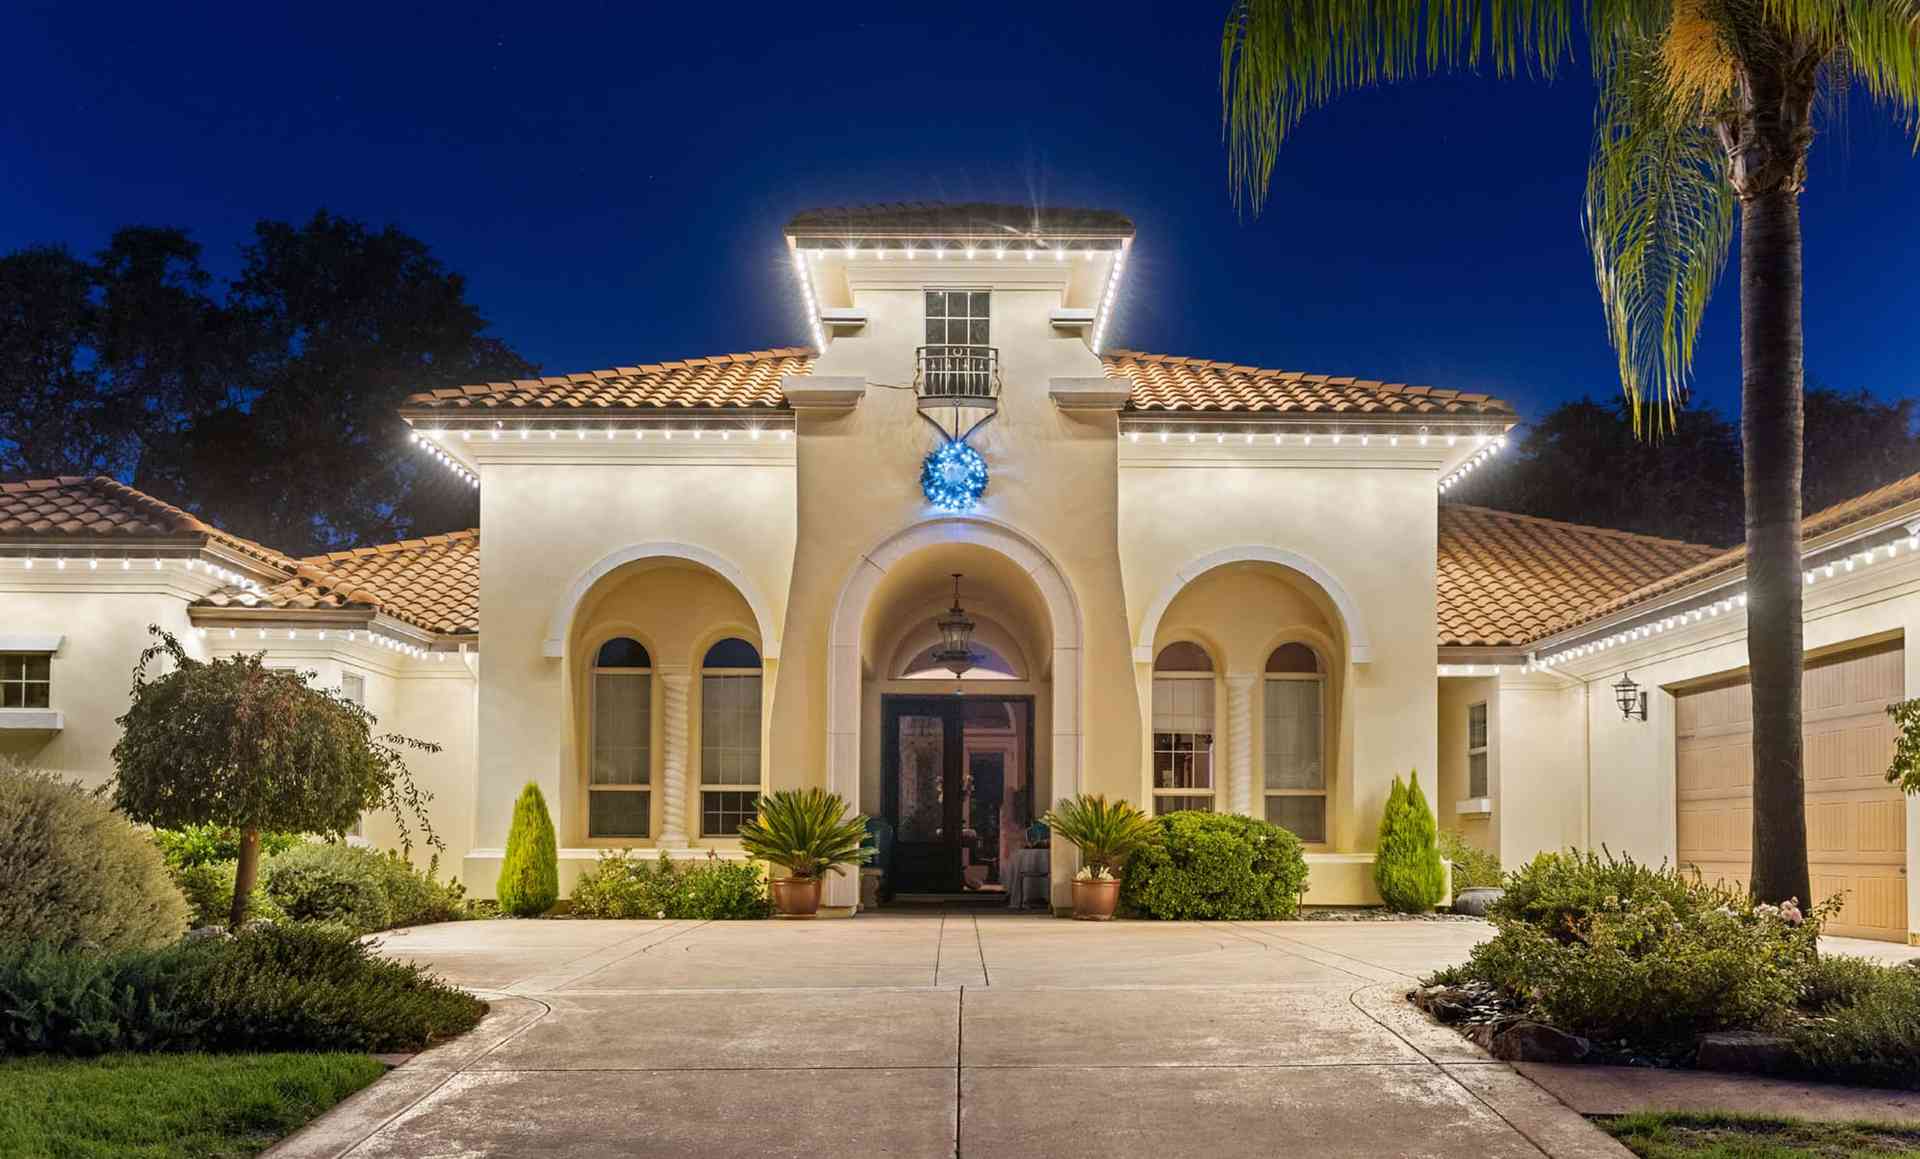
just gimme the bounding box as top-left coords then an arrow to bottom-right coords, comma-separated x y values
1226,674 -> 1257,816
659,672 -> 690,847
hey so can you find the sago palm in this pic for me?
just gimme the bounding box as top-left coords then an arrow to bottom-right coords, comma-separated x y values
1041,793 -> 1162,877
735,788 -> 872,880
1220,0 -> 1919,906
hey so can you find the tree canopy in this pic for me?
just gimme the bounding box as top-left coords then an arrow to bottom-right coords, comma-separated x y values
0,214 -> 533,556
1447,387 -> 1920,545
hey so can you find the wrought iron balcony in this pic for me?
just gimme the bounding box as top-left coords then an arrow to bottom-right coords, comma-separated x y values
914,345 -> 1001,405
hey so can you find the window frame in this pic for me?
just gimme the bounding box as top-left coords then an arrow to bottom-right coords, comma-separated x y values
0,651 -> 52,710
1262,659 -> 1328,845
697,638 -> 763,838
587,643 -> 653,840
1150,650 -> 1217,815
1467,701 -> 1490,801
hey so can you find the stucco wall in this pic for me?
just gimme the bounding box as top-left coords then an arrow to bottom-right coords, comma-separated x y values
1436,676 -> 1494,853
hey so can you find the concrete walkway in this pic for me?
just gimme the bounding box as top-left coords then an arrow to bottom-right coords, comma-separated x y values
273,913 -> 1631,1159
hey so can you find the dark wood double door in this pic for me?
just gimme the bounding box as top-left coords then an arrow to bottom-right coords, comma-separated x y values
881,695 -> 1031,896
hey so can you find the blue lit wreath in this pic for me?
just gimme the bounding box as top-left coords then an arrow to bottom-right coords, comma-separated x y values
921,439 -> 988,512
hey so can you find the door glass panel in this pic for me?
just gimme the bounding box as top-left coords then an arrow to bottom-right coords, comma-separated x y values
896,713 -> 946,842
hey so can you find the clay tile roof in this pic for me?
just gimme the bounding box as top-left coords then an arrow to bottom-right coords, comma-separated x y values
201,529 -> 479,636
1552,467 -> 1920,637
403,348 -> 811,411
1104,351 -> 1516,417
785,202 -> 1135,239
1436,505 -> 1722,648
0,475 -> 295,572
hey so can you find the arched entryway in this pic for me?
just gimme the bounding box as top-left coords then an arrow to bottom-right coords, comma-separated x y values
826,516 -> 1082,908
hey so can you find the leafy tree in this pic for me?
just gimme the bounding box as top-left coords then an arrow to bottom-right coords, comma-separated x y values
1374,772 -> 1446,912
1220,1 -> 1920,905
1802,386 -> 1920,514
0,214 -> 533,556
497,783 -> 559,917
111,628 -> 441,928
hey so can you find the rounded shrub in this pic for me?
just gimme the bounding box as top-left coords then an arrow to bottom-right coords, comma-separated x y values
263,843 -> 391,932
0,757 -> 188,951
497,782 -> 558,917
1374,771 -> 1445,912
1120,811 -> 1309,920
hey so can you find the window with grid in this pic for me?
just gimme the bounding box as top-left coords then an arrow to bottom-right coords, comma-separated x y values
923,288 -> 991,396
1151,641 -> 1215,815
1468,702 -> 1489,799
590,637 -> 651,838
1263,643 -> 1326,843
341,672 -> 366,836
0,653 -> 51,709
699,638 -> 762,836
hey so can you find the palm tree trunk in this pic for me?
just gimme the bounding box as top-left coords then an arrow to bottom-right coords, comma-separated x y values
1738,142 -> 1811,909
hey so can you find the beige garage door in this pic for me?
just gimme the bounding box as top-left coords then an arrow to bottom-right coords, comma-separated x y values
1675,641 -> 1908,941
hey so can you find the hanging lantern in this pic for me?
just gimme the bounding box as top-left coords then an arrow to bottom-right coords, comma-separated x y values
1613,671 -> 1647,721
929,573 -> 976,677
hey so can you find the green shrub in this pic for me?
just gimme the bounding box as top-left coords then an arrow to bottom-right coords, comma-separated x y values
1790,957 -> 1920,1088
263,843 -> 391,932
151,824 -> 302,870
1436,849 -> 1825,1048
0,924 -> 485,1057
172,861 -> 284,930
571,852 -> 771,920
1438,829 -> 1502,890
1374,771 -> 1445,912
497,783 -> 559,916
1120,811 -> 1309,920
261,843 -> 465,934
0,757 -> 188,952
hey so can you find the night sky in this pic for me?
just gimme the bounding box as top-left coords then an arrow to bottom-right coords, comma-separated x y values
6,2 -> 1916,424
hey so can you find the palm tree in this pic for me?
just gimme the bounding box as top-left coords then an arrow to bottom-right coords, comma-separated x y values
1219,2 -> 1918,906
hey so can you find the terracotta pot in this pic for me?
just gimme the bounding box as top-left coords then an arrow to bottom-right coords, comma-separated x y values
1071,877 -> 1121,921
770,876 -> 823,918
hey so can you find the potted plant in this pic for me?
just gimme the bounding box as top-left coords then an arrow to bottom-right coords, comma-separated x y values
735,788 -> 872,918
1040,794 -> 1160,920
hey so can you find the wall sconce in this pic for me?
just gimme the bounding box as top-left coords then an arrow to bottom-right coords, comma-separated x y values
1613,672 -> 1648,722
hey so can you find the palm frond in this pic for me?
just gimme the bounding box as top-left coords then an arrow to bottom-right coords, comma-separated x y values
1221,0 -> 1588,214
1766,0 -> 1920,142
1584,43 -> 1735,435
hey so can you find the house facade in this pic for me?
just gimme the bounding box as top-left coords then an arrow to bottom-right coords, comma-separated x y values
2,203 -> 1913,939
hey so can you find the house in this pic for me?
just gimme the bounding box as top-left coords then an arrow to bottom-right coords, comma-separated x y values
2,202 -> 1912,940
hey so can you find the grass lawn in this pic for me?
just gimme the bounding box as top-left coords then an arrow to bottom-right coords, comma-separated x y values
1602,1111 -> 1920,1158
0,1052 -> 386,1159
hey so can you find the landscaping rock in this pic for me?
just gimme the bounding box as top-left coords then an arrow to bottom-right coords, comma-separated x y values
184,926 -> 226,942
1412,985 -> 1477,1024
1451,886 -> 1504,917
1695,1031 -> 1796,1076
1489,1021 -> 1591,1063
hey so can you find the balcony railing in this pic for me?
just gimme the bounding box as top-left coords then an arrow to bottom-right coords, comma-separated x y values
915,345 -> 1001,404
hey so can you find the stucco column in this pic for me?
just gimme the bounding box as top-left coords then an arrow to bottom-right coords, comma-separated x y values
659,671 -> 690,848
1226,674 -> 1257,816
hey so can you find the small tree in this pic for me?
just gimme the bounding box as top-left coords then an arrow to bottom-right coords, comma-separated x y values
1374,771 -> 1446,913
112,627 -> 440,928
497,782 -> 558,917
1886,699 -> 1920,795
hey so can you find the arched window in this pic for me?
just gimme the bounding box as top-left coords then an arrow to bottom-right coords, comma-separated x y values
1263,643 -> 1326,843
700,638 -> 762,836
1152,642 -> 1215,814
590,637 -> 651,838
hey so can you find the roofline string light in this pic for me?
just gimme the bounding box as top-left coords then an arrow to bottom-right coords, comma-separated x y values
1527,530 -> 1920,673
191,623 -> 448,660
1118,423 -> 1509,492
1090,238 -> 1132,355
9,553 -> 267,596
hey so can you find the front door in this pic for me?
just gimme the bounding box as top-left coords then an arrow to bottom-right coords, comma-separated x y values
881,695 -> 1032,895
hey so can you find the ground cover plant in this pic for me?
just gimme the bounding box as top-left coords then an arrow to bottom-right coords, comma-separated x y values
0,1051 -> 387,1159
0,757 -> 189,952
570,851 -> 771,919
1120,810 -> 1308,920
1418,849 -> 1920,1087
1600,1110 -> 1920,1159
0,922 -> 485,1057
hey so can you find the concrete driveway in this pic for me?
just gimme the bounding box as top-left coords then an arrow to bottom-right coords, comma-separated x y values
273,912 -> 1628,1159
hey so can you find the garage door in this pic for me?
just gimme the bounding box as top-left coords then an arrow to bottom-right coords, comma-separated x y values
1675,641 -> 1908,941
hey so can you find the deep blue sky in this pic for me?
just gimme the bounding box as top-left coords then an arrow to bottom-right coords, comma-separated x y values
5,2 -> 1916,423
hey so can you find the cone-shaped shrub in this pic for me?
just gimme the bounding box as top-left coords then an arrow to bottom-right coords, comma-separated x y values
497,783 -> 558,917
1373,770 -> 1445,912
